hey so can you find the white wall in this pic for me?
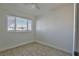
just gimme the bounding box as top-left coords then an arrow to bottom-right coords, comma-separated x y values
0,7 -> 36,51
0,4 -> 74,54
36,4 -> 74,54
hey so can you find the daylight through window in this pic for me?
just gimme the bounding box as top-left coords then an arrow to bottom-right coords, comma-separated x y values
7,15 -> 32,32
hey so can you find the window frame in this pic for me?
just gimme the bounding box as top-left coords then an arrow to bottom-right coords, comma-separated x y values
7,15 -> 32,32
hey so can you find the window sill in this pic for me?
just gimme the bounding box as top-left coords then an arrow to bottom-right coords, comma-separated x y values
8,30 -> 32,33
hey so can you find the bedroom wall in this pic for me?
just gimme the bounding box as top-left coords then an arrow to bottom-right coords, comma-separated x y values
36,4 -> 74,54
0,6 -> 36,51
0,4 -> 74,54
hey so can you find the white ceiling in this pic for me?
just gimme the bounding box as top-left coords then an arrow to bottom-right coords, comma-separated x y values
0,3 -> 72,17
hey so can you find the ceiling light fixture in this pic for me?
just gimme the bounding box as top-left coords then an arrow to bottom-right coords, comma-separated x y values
24,3 -> 40,10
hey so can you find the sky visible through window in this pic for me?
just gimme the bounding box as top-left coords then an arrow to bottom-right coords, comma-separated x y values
16,17 -> 27,31
8,16 -> 32,31
16,17 -> 27,25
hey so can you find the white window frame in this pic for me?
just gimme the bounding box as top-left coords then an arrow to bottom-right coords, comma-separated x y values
7,15 -> 32,32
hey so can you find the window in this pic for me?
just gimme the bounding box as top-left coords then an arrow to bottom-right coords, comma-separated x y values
28,20 -> 32,31
7,15 -> 32,32
16,17 -> 28,31
8,16 -> 15,31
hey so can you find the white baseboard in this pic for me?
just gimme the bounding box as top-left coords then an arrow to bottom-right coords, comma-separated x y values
0,40 -> 34,52
35,40 -> 72,55
0,40 -> 72,55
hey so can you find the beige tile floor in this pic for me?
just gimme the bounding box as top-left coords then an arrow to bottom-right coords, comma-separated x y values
0,42 -> 71,56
